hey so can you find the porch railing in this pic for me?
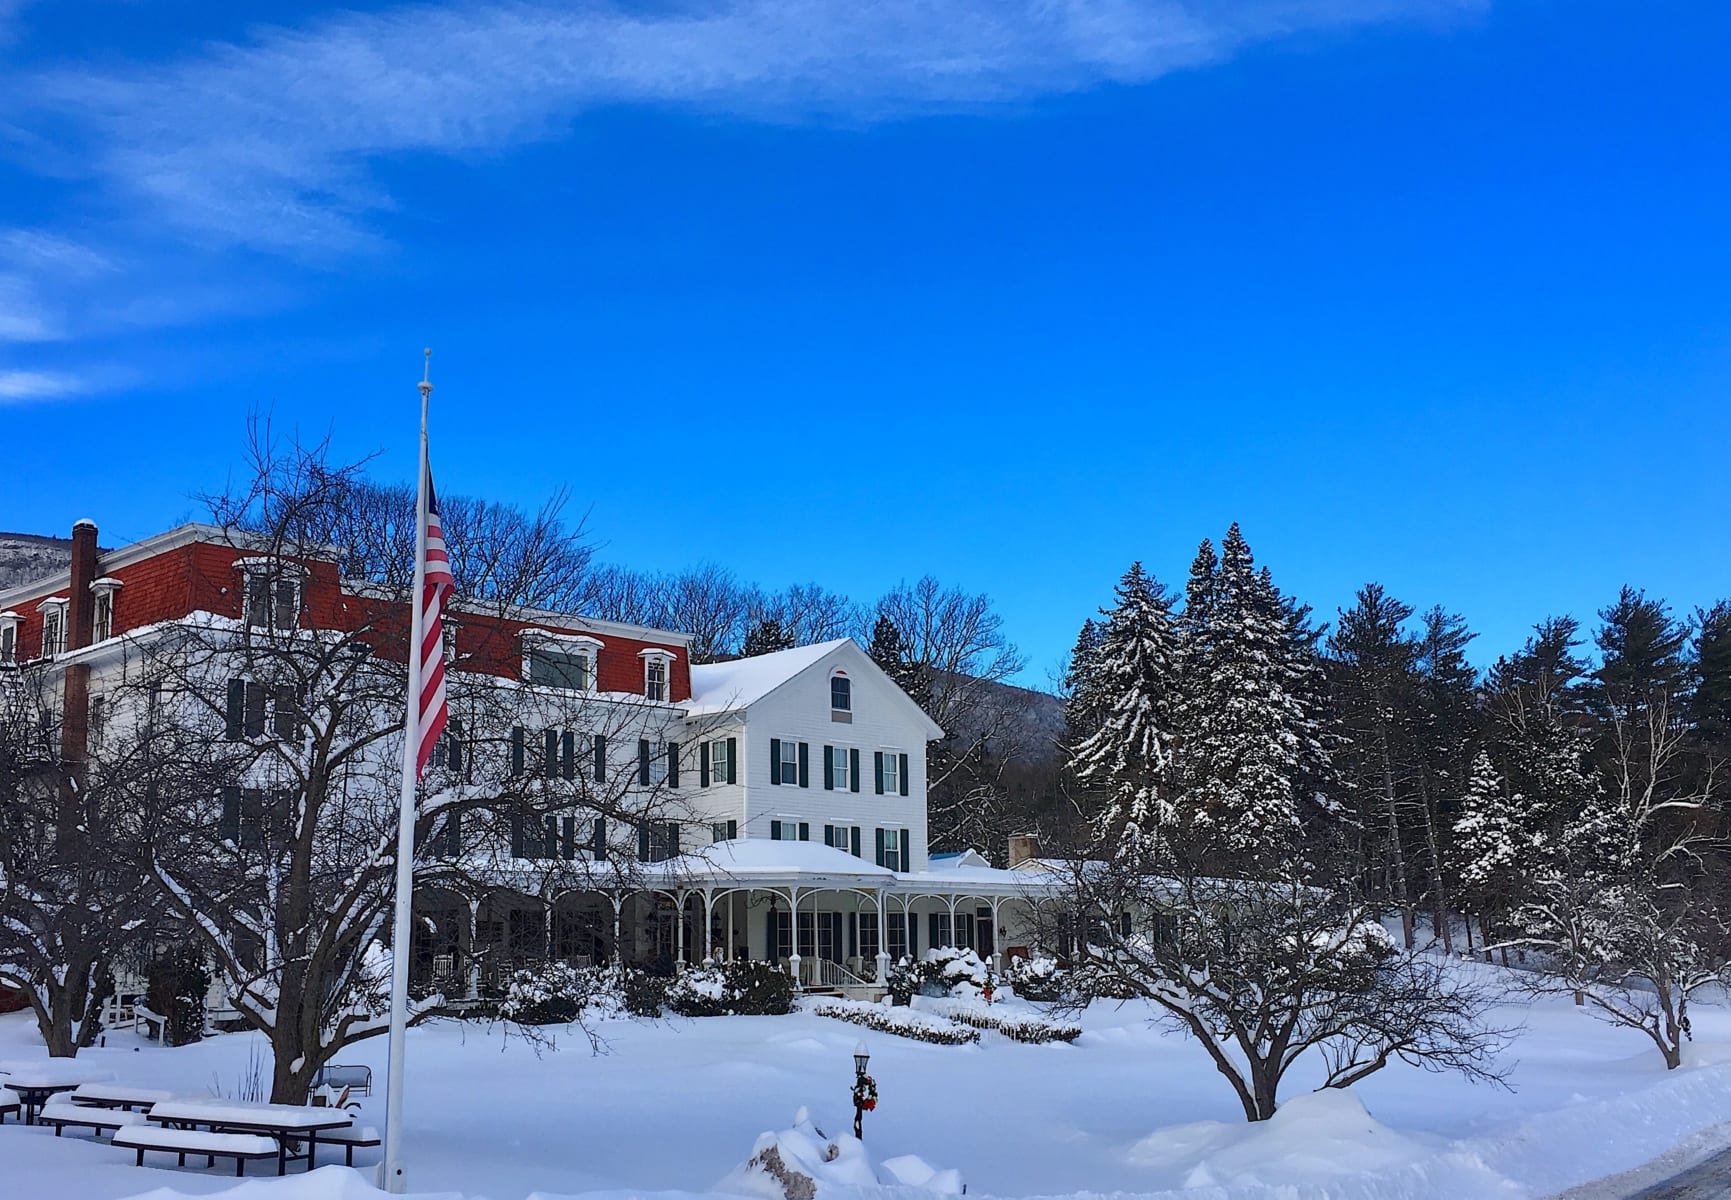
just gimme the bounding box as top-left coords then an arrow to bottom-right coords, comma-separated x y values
801,956 -> 873,991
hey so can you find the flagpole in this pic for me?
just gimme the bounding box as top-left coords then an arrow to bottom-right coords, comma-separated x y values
381,351 -> 432,1193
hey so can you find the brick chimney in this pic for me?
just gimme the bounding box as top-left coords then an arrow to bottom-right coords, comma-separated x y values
1007,833 -> 1043,868
66,518 -> 98,651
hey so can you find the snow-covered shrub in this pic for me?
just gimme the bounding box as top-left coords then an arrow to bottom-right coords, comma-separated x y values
145,941 -> 210,1046
1004,955 -> 1064,1003
664,961 -> 795,1017
886,958 -> 918,1006
807,997 -> 979,1045
920,946 -> 990,997
499,961 -> 590,1025
912,996 -> 1081,1043
622,969 -> 669,1017
726,960 -> 795,1015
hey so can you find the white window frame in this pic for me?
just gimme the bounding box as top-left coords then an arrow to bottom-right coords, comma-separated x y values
830,672 -> 851,712
237,561 -> 304,632
648,739 -> 669,786
38,598 -> 68,659
709,738 -> 732,784
779,738 -> 799,784
882,751 -> 900,796
829,745 -> 850,791
0,611 -> 19,665
522,631 -> 603,691
90,577 -> 122,643
639,648 -> 676,702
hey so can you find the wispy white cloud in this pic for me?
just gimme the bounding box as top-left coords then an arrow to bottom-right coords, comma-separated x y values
20,0 -> 1487,256
0,367 -> 88,401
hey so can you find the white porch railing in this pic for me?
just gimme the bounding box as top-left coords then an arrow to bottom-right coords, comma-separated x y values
800,956 -> 873,992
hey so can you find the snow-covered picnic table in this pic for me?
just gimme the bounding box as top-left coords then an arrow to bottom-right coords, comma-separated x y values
68,1081 -> 176,1111
145,1098 -> 354,1175
0,1061 -> 117,1125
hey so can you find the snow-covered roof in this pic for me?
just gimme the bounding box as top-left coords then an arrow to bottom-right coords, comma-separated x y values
657,838 -> 895,884
686,639 -> 852,714
929,850 -> 993,870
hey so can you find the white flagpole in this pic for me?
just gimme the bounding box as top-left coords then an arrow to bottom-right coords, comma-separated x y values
381,352 -> 432,1192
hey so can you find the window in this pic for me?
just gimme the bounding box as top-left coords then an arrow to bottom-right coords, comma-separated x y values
39,600 -> 67,659
826,745 -> 850,791
779,739 -> 799,785
644,656 -> 668,702
831,674 -> 851,712
639,821 -> 681,863
0,613 -> 18,665
91,580 -> 119,642
823,824 -> 860,855
875,826 -> 911,871
528,646 -> 592,690
243,572 -> 300,631
225,679 -> 299,743
704,738 -> 736,786
89,696 -> 108,748
711,820 -> 739,844
882,753 -> 900,796
770,819 -> 810,842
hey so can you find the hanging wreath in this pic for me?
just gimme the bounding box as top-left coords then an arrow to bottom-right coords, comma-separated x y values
852,1073 -> 878,1112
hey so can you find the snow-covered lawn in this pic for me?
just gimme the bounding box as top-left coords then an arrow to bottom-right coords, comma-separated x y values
4,963 -> 1731,1200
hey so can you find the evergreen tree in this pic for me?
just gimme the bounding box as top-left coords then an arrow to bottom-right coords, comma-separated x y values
1452,750 -> 1527,933
1174,524 -> 1329,861
867,612 -> 929,709
1692,600 -> 1731,748
1070,564 -> 1180,838
1411,606 -> 1481,953
1061,617 -> 1109,751
741,616 -> 795,657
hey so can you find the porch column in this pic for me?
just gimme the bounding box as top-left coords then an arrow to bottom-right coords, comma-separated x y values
702,888 -> 716,965
989,898 -> 1004,971
675,883 -> 688,969
543,898 -> 556,964
465,897 -> 481,1000
945,895 -> 958,949
610,894 -> 624,969
874,890 -> 889,985
787,887 -> 802,989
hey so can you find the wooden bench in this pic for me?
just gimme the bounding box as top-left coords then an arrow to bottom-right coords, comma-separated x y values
39,1098 -> 147,1138
113,1125 -> 281,1176
310,1122 -> 381,1167
0,1087 -> 18,1124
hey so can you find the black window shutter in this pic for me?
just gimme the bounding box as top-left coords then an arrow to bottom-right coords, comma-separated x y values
593,734 -> 606,783
543,729 -> 558,777
591,817 -> 607,859
850,826 -> 861,857
900,828 -> 911,872
443,808 -> 462,857
638,824 -> 651,863
219,787 -> 241,842
225,679 -> 245,740
798,821 -> 810,842
511,726 -> 525,776
823,746 -> 834,790
798,742 -> 809,788
700,741 -> 711,788
543,814 -> 558,860
930,912 -> 941,949
726,737 -> 738,784
771,820 -> 783,841
850,748 -> 861,793
667,822 -> 681,857
561,731 -> 576,780
511,805 -> 526,858
638,739 -> 651,786
899,753 -> 910,797
769,738 -> 782,785
667,742 -> 680,788
874,752 -> 885,795
244,682 -> 267,738
727,819 -> 738,840
562,816 -> 576,861
874,827 -> 886,867
449,719 -> 464,774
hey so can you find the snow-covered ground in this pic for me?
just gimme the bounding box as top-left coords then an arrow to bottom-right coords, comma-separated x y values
4,963 -> 1730,1200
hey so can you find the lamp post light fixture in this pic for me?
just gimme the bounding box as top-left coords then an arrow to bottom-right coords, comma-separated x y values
851,1041 -> 876,1140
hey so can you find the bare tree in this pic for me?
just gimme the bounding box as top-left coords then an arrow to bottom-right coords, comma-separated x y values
1044,837 -> 1511,1120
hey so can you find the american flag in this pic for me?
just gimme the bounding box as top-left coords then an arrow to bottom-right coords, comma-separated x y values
414,467 -> 456,777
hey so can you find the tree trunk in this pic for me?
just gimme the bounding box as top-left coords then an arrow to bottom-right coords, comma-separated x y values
1379,740 -> 1415,949
1417,770 -> 1454,954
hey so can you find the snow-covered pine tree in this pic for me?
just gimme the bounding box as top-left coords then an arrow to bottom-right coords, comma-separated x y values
1061,617 -> 1109,752
742,616 -> 795,656
1173,525 -> 1328,862
1069,564 -> 1179,840
867,612 -> 930,710
1451,750 -> 1527,933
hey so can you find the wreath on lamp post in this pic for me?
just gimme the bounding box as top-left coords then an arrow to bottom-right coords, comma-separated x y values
852,1073 -> 878,1113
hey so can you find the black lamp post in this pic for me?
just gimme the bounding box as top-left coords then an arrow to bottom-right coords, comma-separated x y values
851,1041 -> 873,1140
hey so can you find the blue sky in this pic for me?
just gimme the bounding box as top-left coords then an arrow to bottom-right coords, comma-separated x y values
1,1 -> 1727,685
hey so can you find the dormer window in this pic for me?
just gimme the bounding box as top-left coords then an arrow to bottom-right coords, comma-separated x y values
91,577 -> 122,642
524,632 -> 602,691
640,648 -> 676,702
239,561 -> 303,631
830,672 -> 851,720
38,598 -> 68,659
0,611 -> 20,665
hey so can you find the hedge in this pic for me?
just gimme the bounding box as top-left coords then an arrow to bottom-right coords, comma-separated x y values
911,996 -> 1081,1044
806,998 -> 980,1045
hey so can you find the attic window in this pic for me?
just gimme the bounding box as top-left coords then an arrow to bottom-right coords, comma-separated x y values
831,673 -> 851,713
239,564 -> 303,631
0,611 -> 19,665
38,598 -> 68,659
639,648 -> 676,702
523,632 -> 603,691
91,577 -> 122,642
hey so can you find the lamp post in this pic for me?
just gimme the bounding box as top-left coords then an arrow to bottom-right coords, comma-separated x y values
851,1041 -> 875,1140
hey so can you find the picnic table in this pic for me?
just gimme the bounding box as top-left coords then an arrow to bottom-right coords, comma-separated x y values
69,1082 -> 176,1111
146,1098 -> 354,1176
0,1062 -> 117,1126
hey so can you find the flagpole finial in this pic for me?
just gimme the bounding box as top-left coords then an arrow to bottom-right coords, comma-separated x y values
419,348 -> 433,399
